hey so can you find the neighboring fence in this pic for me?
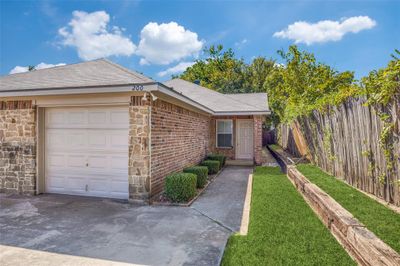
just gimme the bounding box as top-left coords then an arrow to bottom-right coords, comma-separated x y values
262,129 -> 276,146
277,97 -> 400,206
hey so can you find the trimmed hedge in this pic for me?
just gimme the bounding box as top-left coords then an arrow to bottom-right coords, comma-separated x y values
183,166 -> 209,188
201,160 -> 220,174
165,173 -> 197,202
207,154 -> 226,167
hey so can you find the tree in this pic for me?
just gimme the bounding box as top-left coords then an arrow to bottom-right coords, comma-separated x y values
264,45 -> 357,123
177,45 -> 247,93
244,57 -> 275,93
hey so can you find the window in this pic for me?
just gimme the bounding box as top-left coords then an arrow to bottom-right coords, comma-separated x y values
216,120 -> 233,148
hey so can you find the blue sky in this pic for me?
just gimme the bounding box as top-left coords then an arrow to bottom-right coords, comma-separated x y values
1,0 -> 399,80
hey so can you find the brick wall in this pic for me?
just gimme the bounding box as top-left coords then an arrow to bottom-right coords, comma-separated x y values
0,101 -> 36,195
209,115 -> 264,164
150,100 -> 210,196
209,115 -> 254,159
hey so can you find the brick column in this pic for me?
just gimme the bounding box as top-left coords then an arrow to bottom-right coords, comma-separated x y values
128,96 -> 151,202
253,115 -> 263,165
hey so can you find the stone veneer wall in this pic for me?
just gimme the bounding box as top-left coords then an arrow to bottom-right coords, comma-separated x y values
150,100 -> 210,196
128,96 -> 151,201
0,101 -> 36,194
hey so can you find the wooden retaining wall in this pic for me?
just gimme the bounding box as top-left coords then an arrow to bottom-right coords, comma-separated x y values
287,165 -> 400,266
277,97 -> 400,206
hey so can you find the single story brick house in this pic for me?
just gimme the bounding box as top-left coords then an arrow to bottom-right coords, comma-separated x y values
0,59 -> 269,202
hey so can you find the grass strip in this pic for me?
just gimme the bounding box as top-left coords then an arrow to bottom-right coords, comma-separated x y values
222,166 -> 354,265
297,164 -> 400,253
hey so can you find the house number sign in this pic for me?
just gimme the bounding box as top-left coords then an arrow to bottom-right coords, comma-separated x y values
132,85 -> 144,91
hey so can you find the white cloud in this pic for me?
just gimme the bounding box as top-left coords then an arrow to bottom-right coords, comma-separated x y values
9,66 -> 29,74
157,61 -> 195,77
136,22 -> 203,65
58,11 -> 135,60
273,16 -> 376,45
9,62 -> 66,74
235,38 -> 248,47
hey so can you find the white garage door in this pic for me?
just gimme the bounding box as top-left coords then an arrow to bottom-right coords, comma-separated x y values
45,106 -> 129,199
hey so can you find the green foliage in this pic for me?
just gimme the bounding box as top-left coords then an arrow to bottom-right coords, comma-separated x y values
165,173 -> 197,202
207,154 -> 226,167
297,164 -> 400,252
177,45 -> 275,94
362,50 -> 400,106
264,45 -> 357,123
362,52 -> 400,175
201,160 -> 220,174
183,166 -> 208,188
222,167 -> 354,265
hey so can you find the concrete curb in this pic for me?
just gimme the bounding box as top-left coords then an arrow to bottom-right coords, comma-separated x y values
239,173 -> 253,236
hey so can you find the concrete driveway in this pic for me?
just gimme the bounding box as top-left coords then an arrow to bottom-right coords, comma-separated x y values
0,166 -> 252,266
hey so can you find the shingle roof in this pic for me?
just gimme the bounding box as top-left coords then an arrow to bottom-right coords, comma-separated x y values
163,78 -> 269,113
0,59 -> 154,92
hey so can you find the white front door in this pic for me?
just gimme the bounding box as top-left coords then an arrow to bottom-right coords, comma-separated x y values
45,106 -> 129,199
236,120 -> 254,160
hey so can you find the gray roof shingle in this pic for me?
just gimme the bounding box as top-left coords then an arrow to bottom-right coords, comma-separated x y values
0,59 -> 154,92
163,78 -> 269,113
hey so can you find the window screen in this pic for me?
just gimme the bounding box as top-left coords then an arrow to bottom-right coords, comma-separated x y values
216,120 -> 233,148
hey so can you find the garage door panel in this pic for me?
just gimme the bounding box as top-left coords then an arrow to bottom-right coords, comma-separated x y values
66,176 -> 87,192
110,182 -> 129,194
45,106 -> 129,199
46,175 -> 65,190
110,110 -> 129,125
48,154 -> 65,167
88,134 -> 107,147
111,156 -> 129,170
67,155 -> 86,168
68,111 -> 86,124
87,156 -> 108,169
88,111 -> 107,124
47,132 -> 65,147
110,134 -> 128,147
67,133 -> 86,147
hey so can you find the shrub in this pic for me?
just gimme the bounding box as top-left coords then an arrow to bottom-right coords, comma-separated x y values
201,160 -> 220,174
183,166 -> 209,188
207,154 -> 226,167
165,173 -> 197,202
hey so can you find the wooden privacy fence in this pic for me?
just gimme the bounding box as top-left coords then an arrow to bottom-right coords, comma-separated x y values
277,96 -> 400,206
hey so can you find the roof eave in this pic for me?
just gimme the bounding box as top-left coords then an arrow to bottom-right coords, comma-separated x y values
213,110 -> 271,116
155,83 -> 214,114
0,82 -> 159,97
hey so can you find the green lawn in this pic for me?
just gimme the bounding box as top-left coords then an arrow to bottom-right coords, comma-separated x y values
221,167 -> 354,266
268,144 -> 281,151
297,164 -> 400,253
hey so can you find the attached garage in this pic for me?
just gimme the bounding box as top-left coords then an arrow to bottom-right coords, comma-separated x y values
44,106 -> 129,199
0,59 -> 269,202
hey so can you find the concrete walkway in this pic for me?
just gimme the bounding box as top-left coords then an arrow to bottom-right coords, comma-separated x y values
191,166 -> 253,232
0,166 -> 251,266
